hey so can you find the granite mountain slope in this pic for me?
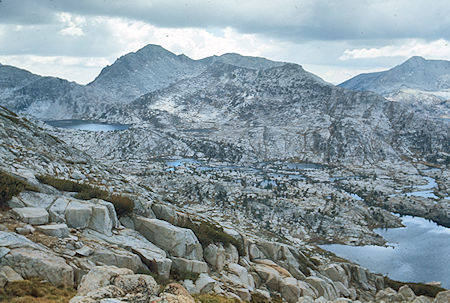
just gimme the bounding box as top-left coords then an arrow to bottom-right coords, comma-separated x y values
80,61 -> 448,165
339,56 -> 450,119
0,45 -> 283,119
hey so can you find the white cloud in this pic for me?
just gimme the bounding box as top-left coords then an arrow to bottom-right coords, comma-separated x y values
58,13 -> 86,36
0,55 -> 111,84
340,39 -> 450,60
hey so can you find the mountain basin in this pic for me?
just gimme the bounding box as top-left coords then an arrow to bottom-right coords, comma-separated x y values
45,120 -> 131,131
319,215 -> 450,289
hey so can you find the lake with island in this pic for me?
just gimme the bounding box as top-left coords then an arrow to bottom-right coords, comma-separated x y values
45,120 -> 131,131
320,215 -> 450,289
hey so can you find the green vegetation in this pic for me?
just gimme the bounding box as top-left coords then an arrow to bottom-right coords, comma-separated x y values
169,268 -> 199,282
0,278 -> 76,303
181,219 -> 245,256
384,277 -> 446,298
0,170 -> 37,206
193,294 -> 240,303
36,175 -> 134,216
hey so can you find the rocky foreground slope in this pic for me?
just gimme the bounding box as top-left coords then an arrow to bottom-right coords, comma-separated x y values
1,101 -> 448,302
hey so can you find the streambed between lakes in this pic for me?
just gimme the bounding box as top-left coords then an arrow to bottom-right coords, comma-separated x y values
320,215 -> 450,288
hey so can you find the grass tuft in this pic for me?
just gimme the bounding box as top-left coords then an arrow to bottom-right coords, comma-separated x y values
193,294 -> 240,303
0,278 -> 76,302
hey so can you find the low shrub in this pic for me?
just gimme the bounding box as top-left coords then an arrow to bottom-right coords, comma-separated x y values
384,277 -> 445,298
193,294 -> 238,303
0,170 -> 37,206
0,278 -> 76,302
169,268 -> 199,282
107,195 -> 134,216
36,175 -> 134,215
181,219 -> 244,256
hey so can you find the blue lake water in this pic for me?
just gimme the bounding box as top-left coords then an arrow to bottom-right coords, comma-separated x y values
320,215 -> 450,288
46,120 -> 131,131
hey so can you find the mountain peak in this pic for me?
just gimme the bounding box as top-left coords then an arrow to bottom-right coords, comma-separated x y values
134,44 -> 176,57
400,56 -> 427,67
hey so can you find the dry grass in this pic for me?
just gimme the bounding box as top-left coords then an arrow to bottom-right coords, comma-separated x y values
0,278 -> 76,303
36,175 -> 134,215
193,294 -> 240,303
384,277 -> 446,298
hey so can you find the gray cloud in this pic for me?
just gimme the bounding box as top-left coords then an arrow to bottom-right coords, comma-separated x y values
1,0 -> 449,84
2,0 -> 450,41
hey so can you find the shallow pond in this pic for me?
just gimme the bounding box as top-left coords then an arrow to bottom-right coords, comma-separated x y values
46,120 -> 131,131
320,215 -> 450,288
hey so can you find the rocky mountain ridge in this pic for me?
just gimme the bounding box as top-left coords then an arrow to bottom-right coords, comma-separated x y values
0,45 -> 283,119
339,56 -> 450,119
1,46 -> 449,302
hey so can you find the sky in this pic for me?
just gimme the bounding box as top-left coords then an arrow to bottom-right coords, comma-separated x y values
1,0 -> 450,84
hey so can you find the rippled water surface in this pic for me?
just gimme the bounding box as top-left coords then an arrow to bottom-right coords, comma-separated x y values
320,215 -> 450,288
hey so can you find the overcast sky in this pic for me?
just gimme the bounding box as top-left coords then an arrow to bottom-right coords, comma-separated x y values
1,0 -> 450,84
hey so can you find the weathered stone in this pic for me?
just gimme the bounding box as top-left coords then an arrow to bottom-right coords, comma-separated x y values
76,246 -> 94,257
132,247 -> 172,280
164,283 -> 193,297
134,216 -> 203,260
171,257 -> 208,273
333,298 -> 353,303
36,223 -> 69,238
324,264 -> 348,287
8,196 -> 25,208
99,200 -> 119,229
77,266 -> 134,296
252,263 -> 282,291
89,204 -> 113,235
413,296 -> 431,303
305,276 -> 338,301
280,277 -> 302,303
227,263 -> 254,289
113,274 -> 159,295
235,288 -> 251,301
254,259 -> 293,277
158,292 -> 196,303
119,216 -> 134,229
0,231 -> 43,250
398,285 -> 416,301
84,285 -> 125,301
65,201 -> 92,229
18,191 -> 55,208
0,265 -> 23,287
48,197 -> 70,223
2,247 -> 74,286
152,203 -> 179,224
195,273 -> 216,294
433,290 -> 450,303
314,296 -> 328,303
89,247 -> 148,274
12,207 -> 49,225
204,243 -> 225,271
298,280 -> 319,298
375,287 -> 398,302
224,243 -> 239,263
297,295 -> 315,303
15,225 -> 35,235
